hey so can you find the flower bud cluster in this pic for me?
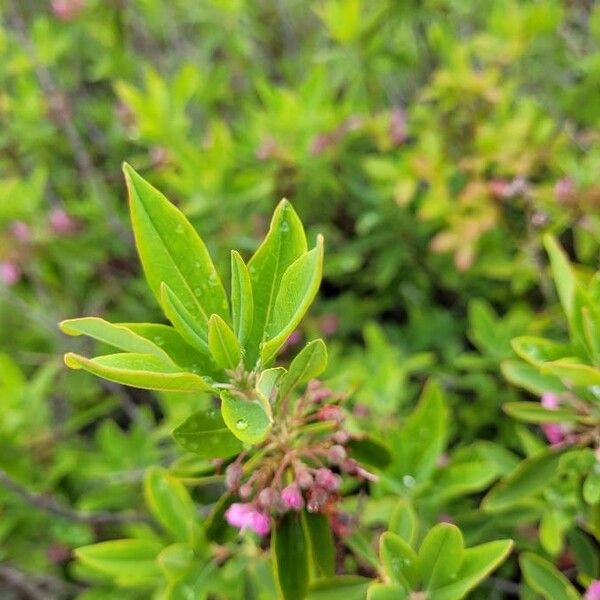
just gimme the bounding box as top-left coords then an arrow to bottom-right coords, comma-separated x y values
223,379 -> 377,536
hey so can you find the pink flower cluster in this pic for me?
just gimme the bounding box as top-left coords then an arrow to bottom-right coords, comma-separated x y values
222,379 -> 376,536
586,581 -> 600,600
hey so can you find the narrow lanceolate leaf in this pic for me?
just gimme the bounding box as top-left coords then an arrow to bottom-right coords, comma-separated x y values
543,235 -> 575,320
172,409 -> 243,459
541,359 -> 600,386
519,552 -> 580,600
220,391 -> 272,444
160,282 -> 209,354
307,576 -> 372,600
380,532 -> 418,589
501,360 -> 565,395
123,163 -> 229,326
302,512 -> 335,578
261,236 -> 324,365
273,513 -> 309,600
59,317 -> 171,361
279,339 -> 328,399
367,583 -> 409,600
75,539 -> 163,581
389,499 -> 418,546
502,402 -> 579,424
430,540 -> 513,600
144,467 -> 200,545
246,199 -> 308,365
64,352 -> 213,392
257,367 -> 286,403
482,448 -> 564,512
208,314 -> 242,370
418,523 -> 464,590
230,250 -> 253,347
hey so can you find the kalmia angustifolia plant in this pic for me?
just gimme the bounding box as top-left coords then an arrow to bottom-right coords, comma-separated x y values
61,164 -> 387,599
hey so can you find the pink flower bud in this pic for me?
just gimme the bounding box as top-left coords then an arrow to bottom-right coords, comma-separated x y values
295,466 -> 314,490
256,136 -> 278,161
585,581 -> 600,600
308,380 -> 334,402
225,463 -> 243,491
541,393 -> 559,410
50,208 -> 77,235
541,423 -> 566,446
281,483 -> 304,511
317,405 -> 344,423
327,445 -> 347,465
258,487 -> 278,509
554,177 -> 575,204
307,486 -> 329,513
389,107 -> 407,146
9,221 -> 30,242
488,179 -> 511,200
315,468 -> 340,491
438,513 -> 454,524
0,261 -> 21,286
52,0 -> 84,21
225,503 -> 270,536
319,313 -> 339,337
239,483 -> 253,499
333,430 -> 350,444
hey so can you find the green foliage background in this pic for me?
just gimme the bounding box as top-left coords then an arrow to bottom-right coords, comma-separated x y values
1,0 -> 600,598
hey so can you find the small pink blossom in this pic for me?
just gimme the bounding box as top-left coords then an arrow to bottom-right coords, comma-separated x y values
9,221 -> 30,242
50,208 -> 78,235
257,487 -> 279,509
389,107 -> 407,146
315,468 -> 340,491
281,484 -> 304,511
52,0 -> 84,21
541,393 -> 559,410
555,177 -> 575,203
239,483 -> 253,499
0,261 -> 21,286
585,581 -> 600,600
225,503 -> 270,536
319,313 -> 339,337
309,380 -> 334,403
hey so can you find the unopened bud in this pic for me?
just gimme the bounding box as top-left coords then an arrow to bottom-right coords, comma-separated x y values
315,468 -> 340,491
317,405 -> 344,423
281,484 -> 304,511
257,487 -> 278,509
327,445 -> 347,465
225,463 -> 243,491
295,466 -> 314,490
239,483 -> 253,499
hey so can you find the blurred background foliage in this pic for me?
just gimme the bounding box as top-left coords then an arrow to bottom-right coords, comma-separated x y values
1,0 -> 600,598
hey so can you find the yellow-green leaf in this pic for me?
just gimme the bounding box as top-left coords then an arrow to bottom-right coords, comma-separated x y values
64,352 -> 213,392
208,314 -> 242,370
220,391 -> 272,444
231,250 -> 253,347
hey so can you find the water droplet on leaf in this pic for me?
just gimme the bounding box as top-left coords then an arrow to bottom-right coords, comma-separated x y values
236,419 -> 248,431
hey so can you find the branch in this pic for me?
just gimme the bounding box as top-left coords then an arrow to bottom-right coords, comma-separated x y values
0,468 -> 152,527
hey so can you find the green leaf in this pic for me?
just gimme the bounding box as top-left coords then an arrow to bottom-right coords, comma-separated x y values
417,523 -> 464,590
501,360 -> 565,395
257,367 -> 286,403
391,379 -> 448,484
482,448 -> 564,512
230,250 -> 254,347
380,531 -> 418,589
302,512 -> 335,578
307,576 -> 372,600
157,543 -> 194,583
272,512 -> 309,600
121,323 -> 218,375
544,235 -> 575,320
220,391 -> 272,444
261,236 -> 324,365
502,402 -> 579,424
389,499 -> 418,546
367,583 -> 409,600
511,337 -> 571,366
144,466 -> 200,544
541,359 -> 600,386
59,317 -> 170,360
123,163 -> 229,328
208,314 -> 242,370
568,529 -> 600,579
64,352 -> 213,392
539,509 -> 567,556
160,282 -> 209,354
347,435 -> 392,469
519,552 -> 581,600
583,468 -> 600,505
247,199 -> 307,365
430,540 -> 513,600
75,539 -> 162,581
279,339 -> 328,400
172,409 -> 243,459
